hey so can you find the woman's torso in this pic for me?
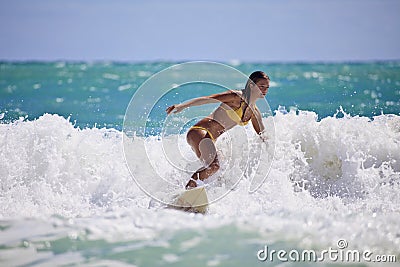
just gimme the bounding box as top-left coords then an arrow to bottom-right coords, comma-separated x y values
193,90 -> 253,140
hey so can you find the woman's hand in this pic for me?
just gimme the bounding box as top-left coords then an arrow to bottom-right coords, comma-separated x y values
166,104 -> 184,115
259,131 -> 268,142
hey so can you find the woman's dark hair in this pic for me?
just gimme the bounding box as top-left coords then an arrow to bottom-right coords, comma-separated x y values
242,71 -> 270,103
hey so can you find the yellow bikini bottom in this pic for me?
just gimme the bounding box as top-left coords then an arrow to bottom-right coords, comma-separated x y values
189,125 -> 216,142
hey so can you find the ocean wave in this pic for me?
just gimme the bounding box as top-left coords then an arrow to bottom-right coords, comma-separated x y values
0,114 -> 143,218
1,111 -> 399,219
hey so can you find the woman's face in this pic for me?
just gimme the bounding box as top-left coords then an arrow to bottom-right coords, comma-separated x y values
251,78 -> 270,98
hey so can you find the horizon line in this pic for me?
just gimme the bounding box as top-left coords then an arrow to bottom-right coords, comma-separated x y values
1,58 -> 400,65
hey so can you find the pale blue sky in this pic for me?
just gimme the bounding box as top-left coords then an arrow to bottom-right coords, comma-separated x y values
0,0 -> 399,62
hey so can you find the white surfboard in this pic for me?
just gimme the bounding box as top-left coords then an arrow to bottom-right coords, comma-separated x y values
173,187 -> 209,214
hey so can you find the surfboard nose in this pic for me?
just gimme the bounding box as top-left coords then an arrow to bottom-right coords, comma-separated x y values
175,187 -> 209,214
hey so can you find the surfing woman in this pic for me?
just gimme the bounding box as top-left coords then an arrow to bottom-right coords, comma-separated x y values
166,71 -> 270,189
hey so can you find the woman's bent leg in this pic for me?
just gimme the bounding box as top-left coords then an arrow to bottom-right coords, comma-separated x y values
186,129 -> 220,189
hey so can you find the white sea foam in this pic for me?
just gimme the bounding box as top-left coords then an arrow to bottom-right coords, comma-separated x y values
1,111 -> 399,262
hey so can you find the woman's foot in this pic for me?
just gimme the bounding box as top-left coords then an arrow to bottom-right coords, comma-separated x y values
186,172 -> 201,189
185,178 -> 197,189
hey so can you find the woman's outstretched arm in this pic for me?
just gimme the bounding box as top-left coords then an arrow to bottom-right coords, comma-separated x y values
166,91 -> 238,115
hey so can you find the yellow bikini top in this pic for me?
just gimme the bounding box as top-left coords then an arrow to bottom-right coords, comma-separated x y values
223,101 -> 250,126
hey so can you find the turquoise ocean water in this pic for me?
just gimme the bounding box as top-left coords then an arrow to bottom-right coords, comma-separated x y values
1,61 -> 400,266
